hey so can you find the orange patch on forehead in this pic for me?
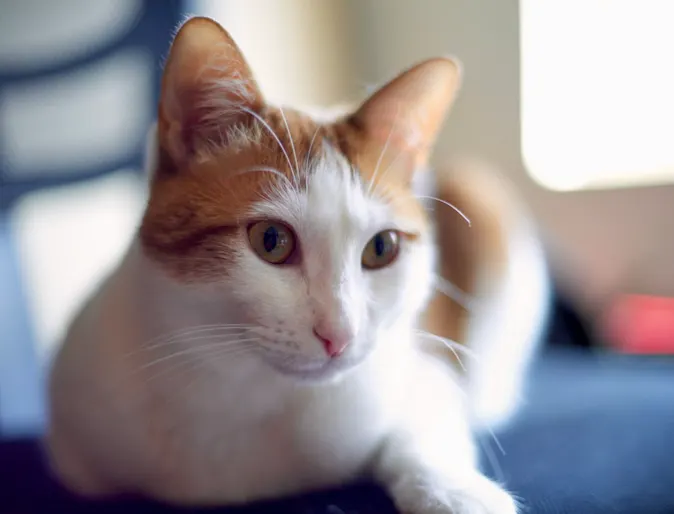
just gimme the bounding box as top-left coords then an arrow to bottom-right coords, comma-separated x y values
140,108 -> 348,281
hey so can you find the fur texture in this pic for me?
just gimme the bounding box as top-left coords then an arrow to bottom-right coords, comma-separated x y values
46,17 -> 550,514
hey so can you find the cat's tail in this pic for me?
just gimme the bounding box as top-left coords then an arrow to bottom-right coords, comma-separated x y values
421,158 -> 551,431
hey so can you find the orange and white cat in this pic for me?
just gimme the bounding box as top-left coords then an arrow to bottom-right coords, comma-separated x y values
47,17 -> 550,514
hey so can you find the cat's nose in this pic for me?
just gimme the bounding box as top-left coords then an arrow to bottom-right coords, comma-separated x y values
313,326 -> 350,357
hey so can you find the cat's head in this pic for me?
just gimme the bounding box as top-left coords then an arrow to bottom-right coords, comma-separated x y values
140,17 -> 461,381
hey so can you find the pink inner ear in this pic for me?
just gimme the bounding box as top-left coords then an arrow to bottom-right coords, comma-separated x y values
375,107 -> 427,152
161,73 -> 262,164
353,58 -> 461,171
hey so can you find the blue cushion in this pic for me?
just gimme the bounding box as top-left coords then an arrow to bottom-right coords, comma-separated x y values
0,217 -> 45,437
492,349 -> 674,514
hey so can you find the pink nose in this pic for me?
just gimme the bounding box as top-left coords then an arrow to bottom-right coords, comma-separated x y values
313,327 -> 349,357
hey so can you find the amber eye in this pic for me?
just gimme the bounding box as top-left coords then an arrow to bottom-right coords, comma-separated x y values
362,230 -> 400,270
248,221 -> 296,264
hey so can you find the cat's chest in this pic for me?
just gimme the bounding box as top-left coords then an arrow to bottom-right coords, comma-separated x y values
155,358 -> 400,502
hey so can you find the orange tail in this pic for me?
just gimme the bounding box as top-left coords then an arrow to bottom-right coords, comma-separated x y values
422,159 -> 517,361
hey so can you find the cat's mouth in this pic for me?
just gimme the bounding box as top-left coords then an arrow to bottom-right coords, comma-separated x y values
262,352 -> 357,382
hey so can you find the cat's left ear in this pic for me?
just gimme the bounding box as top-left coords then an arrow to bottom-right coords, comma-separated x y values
351,57 -> 461,181
158,17 -> 264,170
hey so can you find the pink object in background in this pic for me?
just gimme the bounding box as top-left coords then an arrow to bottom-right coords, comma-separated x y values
603,294 -> 674,354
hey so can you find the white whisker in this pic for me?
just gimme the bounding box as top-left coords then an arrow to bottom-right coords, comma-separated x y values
479,433 -> 506,485
416,195 -> 471,227
128,326 -> 254,358
145,344 -> 258,394
233,165 -> 294,189
239,106 -> 297,190
139,323 -> 253,348
414,330 -> 478,371
486,426 -> 506,457
135,337 -> 259,373
155,329 -> 252,350
371,146 -> 406,198
367,105 -> 400,196
142,342 -> 255,385
279,106 -> 300,184
304,125 -> 321,170
434,276 -> 476,311
304,125 -> 322,199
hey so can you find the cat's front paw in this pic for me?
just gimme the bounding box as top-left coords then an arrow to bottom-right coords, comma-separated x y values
390,472 -> 517,514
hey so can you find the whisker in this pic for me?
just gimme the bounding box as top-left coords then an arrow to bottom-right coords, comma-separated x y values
415,330 -> 476,371
149,325 -> 252,343
416,195 -> 471,227
434,276 -> 476,311
233,165 -> 294,189
143,342 -> 257,385
486,426 -> 506,456
137,329 -> 250,356
416,330 -> 478,359
113,340 -> 258,400
304,125 -> 321,199
128,325 -> 254,358
279,106 -> 300,183
479,433 -> 506,485
134,337 -> 259,373
367,105 -> 400,196
371,146 -> 406,199
239,106 -> 296,189
304,125 -> 321,171
139,323 -> 254,348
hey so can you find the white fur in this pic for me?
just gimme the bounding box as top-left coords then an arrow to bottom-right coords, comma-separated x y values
46,124 -> 549,514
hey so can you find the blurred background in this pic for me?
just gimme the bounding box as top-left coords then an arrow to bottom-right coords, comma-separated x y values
2,0 -> 674,438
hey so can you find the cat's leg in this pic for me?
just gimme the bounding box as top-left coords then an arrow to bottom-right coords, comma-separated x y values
374,430 -> 516,514
372,360 -> 517,514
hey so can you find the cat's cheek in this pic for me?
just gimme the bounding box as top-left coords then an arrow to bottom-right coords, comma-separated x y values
229,253 -> 309,330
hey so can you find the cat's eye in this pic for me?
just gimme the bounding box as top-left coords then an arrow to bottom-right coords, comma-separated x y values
362,230 -> 400,270
248,221 -> 296,264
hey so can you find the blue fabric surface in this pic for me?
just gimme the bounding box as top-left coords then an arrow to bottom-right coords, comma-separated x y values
2,348 -> 674,513
487,350 -> 674,513
0,216 -> 45,437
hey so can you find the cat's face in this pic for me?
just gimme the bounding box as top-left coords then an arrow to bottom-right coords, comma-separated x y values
140,17 -> 460,381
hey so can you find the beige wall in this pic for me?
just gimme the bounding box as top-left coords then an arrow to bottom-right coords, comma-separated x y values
192,0 -> 356,107
345,0 -> 674,315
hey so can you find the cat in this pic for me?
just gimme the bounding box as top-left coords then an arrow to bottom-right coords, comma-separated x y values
46,16 -> 550,514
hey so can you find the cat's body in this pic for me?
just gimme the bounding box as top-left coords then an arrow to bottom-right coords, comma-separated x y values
47,18 -> 550,514
50,240 -> 459,503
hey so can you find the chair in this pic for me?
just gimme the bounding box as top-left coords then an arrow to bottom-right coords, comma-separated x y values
0,0 -> 183,437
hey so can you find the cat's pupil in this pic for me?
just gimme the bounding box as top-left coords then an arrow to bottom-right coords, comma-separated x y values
263,226 -> 279,252
374,234 -> 387,256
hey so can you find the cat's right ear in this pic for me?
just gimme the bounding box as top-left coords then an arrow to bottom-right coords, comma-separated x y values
157,17 -> 264,170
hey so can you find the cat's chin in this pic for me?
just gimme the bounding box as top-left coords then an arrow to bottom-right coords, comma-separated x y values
266,355 -> 364,384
